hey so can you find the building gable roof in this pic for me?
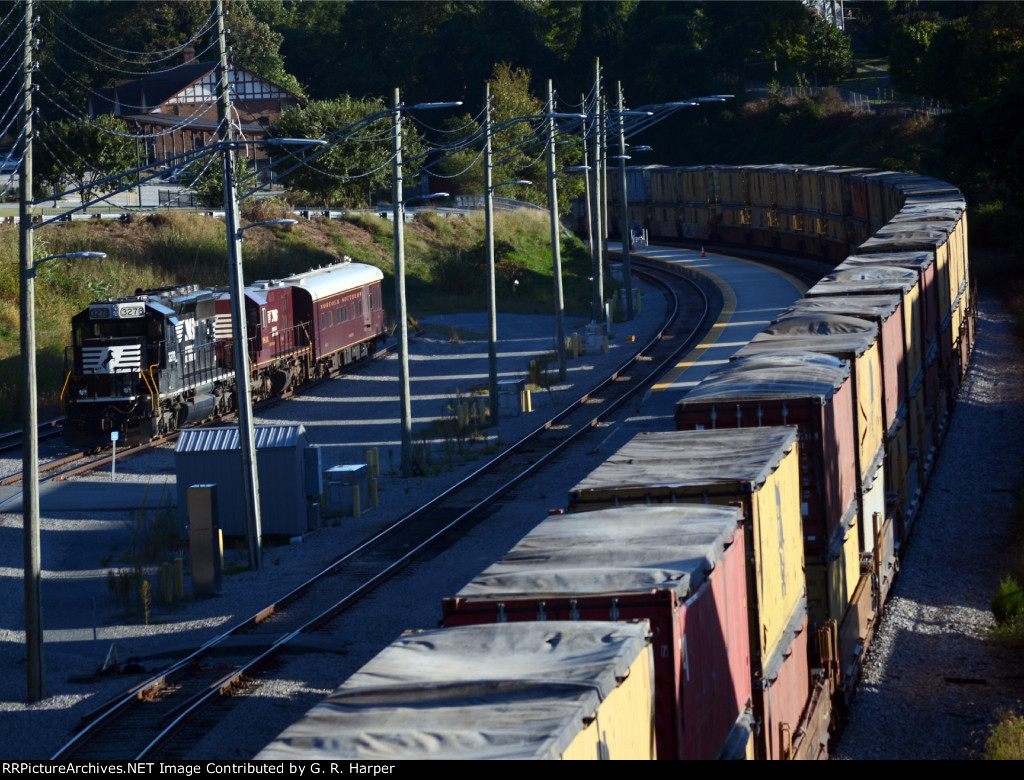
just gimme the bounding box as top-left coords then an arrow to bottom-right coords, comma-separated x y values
89,61 -> 298,118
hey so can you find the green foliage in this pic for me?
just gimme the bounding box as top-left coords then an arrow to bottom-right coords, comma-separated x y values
181,155 -> 254,209
33,116 -> 140,204
889,19 -> 940,95
266,97 -> 424,207
433,62 -> 552,207
985,712 -> 1024,760
225,2 -> 306,98
992,577 -> 1024,626
887,5 -> 1024,106
802,16 -> 855,84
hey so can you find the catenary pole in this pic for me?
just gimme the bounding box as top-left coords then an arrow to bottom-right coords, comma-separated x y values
20,0 -> 44,703
217,0 -> 263,569
545,80 -> 567,381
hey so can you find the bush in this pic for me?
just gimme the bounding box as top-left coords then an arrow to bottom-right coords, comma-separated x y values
241,197 -> 293,224
991,576 -> 1024,626
985,711 -> 1024,760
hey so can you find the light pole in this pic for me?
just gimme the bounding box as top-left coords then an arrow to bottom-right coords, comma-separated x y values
391,89 -> 460,478
483,85 -> 532,426
483,176 -> 530,427
225,205 -> 297,572
614,82 -> 655,322
544,79 -> 571,382
392,187 -> 449,478
220,127 -> 320,573
21,250 -> 106,702
611,143 -> 651,320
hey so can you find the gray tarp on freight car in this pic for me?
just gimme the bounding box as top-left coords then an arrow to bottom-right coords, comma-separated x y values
858,222 -> 954,251
840,251 -> 934,272
456,504 -> 741,600
807,267 -> 918,297
570,427 -> 798,495
255,621 -> 650,760
681,351 -> 851,403
733,313 -> 878,360
777,294 -> 902,322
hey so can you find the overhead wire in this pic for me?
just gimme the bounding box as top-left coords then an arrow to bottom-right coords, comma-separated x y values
46,4 -> 218,63
37,72 -> 223,140
41,53 -> 221,131
407,103 -> 487,134
41,20 -> 221,79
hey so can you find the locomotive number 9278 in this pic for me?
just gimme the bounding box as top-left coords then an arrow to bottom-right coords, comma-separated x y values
62,258 -> 388,450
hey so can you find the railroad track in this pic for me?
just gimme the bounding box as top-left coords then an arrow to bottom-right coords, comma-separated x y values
51,259 -> 712,761
0,417 -> 65,455
2,345 -> 397,488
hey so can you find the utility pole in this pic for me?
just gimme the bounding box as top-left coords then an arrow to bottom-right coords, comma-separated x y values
217,0 -> 263,569
392,87 -> 414,478
483,83 -> 500,426
618,81 -> 634,321
589,59 -> 606,324
19,0 -> 44,703
545,80 -> 567,381
581,93 -> 599,324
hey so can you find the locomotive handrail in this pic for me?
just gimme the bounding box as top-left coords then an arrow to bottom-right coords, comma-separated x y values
59,370 -> 73,413
142,366 -> 159,413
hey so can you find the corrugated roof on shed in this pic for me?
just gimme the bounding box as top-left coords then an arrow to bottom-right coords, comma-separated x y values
175,424 -> 312,538
175,424 -> 307,453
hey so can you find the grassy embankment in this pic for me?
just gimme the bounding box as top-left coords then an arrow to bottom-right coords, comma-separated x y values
0,203 -> 592,431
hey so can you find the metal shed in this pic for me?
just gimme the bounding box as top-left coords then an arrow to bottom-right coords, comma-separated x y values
175,424 -> 314,538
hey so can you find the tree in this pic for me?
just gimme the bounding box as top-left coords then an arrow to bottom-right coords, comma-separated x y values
34,115 -> 139,204
226,1 -> 306,98
803,15 -> 854,85
180,154 -> 253,208
430,62 -> 582,212
265,96 -> 425,207
889,19 -> 940,94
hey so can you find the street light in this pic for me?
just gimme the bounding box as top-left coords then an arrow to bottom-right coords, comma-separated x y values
544,79 -> 571,382
391,89 -> 461,478
615,83 -> 657,321
21,250 -> 106,702
482,175 -> 531,427
220,122 -> 318,573
224,209 -> 298,573
393,187 -> 449,478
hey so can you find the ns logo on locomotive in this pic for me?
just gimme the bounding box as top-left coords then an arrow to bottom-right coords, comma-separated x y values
62,259 -> 387,450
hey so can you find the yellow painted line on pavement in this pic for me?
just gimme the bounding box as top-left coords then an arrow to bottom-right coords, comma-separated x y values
651,262 -> 736,391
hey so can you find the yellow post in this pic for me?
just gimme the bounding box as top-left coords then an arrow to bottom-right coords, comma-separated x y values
174,557 -> 184,597
352,484 -> 361,518
162,562 -> 173,603
369,476 -> 378,508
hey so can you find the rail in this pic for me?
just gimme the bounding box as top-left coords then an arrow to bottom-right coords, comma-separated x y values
51,259 -> 710,761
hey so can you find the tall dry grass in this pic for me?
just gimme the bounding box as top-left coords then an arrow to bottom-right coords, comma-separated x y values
0,206 -> 592,429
